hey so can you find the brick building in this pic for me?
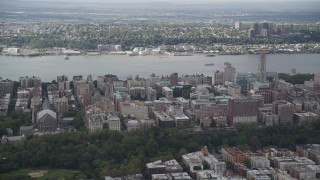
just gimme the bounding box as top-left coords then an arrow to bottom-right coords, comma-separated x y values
228,98 -> 259,126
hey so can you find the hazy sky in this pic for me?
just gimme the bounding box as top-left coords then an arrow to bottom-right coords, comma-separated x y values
23,0 -> 318,2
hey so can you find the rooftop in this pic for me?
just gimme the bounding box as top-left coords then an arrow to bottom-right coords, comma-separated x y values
19,125 -> 34,131
291,165 -> 313,172
170,172 -> 192,180
197,170 -> 226,179
146,160 -> 166,169
37,109 -> 57,120
162,86 -> 173,92
151,174 -> 169,180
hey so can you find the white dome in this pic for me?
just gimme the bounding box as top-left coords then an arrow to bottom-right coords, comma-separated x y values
196,86 -> 209,94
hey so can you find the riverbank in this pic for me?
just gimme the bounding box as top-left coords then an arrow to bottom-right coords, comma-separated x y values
1,51 -> 319,58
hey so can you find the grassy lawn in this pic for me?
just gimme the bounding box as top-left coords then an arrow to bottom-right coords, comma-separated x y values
0,169 -> 86,180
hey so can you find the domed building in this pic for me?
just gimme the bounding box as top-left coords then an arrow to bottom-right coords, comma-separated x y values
36,109 -> 58,132
195,85 -> 210,95
190,85 -> 212,100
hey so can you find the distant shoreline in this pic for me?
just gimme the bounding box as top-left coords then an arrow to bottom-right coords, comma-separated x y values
1,52 -> 319,58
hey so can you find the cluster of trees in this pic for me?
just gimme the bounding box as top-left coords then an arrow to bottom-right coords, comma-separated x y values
278,73 -> 314,85
1,29 -> 320,51
0,112 -> 31,137
0,111 -> 85,138
173,85 -> 193,99
63,112 -> 86,131
1,119 -> 320,178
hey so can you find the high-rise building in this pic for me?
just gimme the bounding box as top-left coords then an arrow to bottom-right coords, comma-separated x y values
170,72 -> 178,86
251,22 -> 260,36
20,76 -> 41,89
235,21 -> 242,30
57,75 -> 68,82
277,24 -> 293,35
259,22 -> 273,36
223,62 -> 236,83
31,96 -> 42,123
236,72 -> 256,93
314,72 -> 320,83
257,50 -> 267,82
250,22 -> 273,37
248,29 -> 256,38
272,100 -> 294,124
213,70 -> 224,85
0,78 -> 13,94
260,29 -> 269,37
57,75 -> 70,92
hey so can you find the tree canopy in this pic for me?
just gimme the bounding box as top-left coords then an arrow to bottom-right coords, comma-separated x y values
1,119 -> 320,178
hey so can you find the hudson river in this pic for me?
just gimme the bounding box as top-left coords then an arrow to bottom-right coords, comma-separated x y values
0,54 -> 319,82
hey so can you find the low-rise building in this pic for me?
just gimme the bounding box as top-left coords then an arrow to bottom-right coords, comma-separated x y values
246,168 -> 275,180
289,165 -> 316,180
151,174 -> 169,180
213,116 -> 228,127
273,169 -> 296,180
196,170 -> 227,180
108,114 -> 121,132
37,109 -> 58,132
176,97 -> 190,109
182,152 -> 203,176
228,84 -> 241,95
307,165 -> 320,178
153,98 -> 172,111
183,146 -> 226,178
19,125 -> 34,136
261,112 -> 279,126
250,156 -> 270,169
88,113 -> 103,132
129,87 -> 146,99
1,135 -> 26,145
170,172 -> 192,180
215,85 -> 228,95
146,160 -> 166,177
195,103 -> 225,123
166,105 -> 184,116
126,120 -> 140,131
296,144 -> 320,165
147,87 -> 157,101
221,147 -> 249,164
162,86 -> 173,100
119,101 -> 149,120
173,114 -> 190,127
271,156 -> 316,171
234,163 -> 250,177
153,111 -> 175,128
293,112 -> 319,125
163,159 -> 183,174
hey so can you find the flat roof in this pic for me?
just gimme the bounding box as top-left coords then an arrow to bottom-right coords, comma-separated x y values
162,86 -> 173,92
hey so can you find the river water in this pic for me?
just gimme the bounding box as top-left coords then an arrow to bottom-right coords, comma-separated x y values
0,54 -> 319,82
